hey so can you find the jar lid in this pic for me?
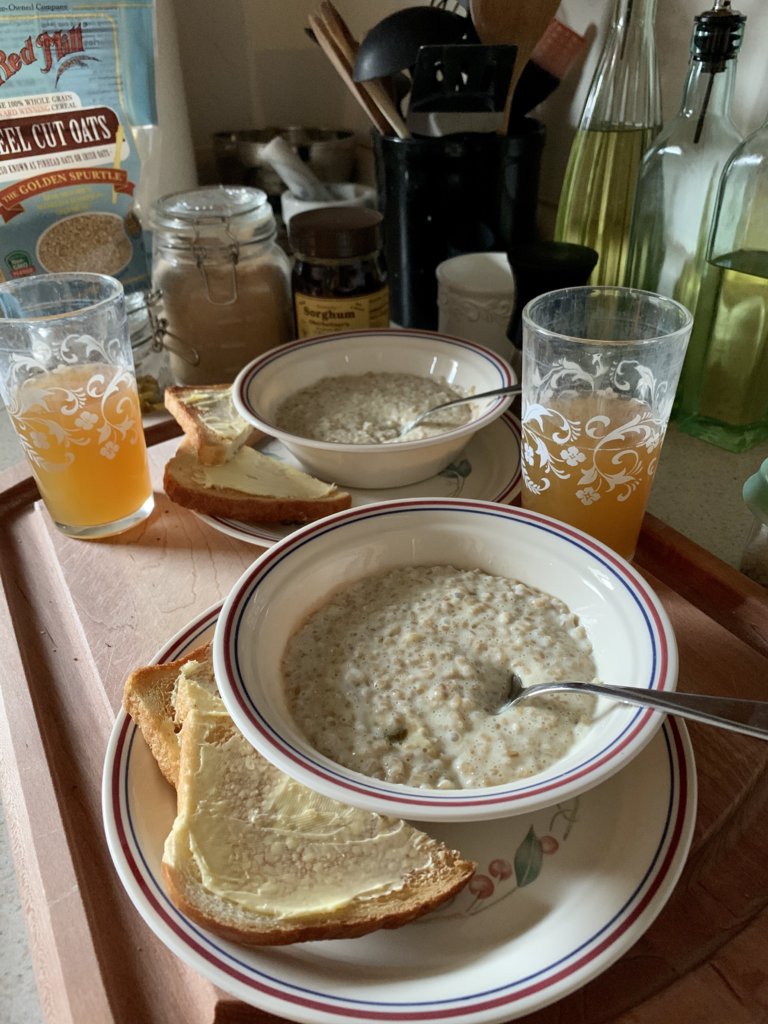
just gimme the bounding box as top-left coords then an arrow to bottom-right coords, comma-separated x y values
289,206 -> 383,259
150,185 -> 276,246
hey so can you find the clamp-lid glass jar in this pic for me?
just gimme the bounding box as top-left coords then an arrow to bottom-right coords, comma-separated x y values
289,206 -> 389,337
126,289 -> 170,409
151,186 -> 293,385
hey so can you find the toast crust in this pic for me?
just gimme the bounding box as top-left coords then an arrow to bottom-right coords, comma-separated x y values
163,443 -> 352,524
121,641 -> 212,787
164,384 -> 262,465
162,838 -> 473,945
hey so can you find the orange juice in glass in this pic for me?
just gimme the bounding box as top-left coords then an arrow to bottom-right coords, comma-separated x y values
521,287 -> 693,561
0,274 -> 154,539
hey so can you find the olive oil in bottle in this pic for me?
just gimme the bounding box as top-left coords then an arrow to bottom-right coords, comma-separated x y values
680,250 -> 768,448
556,125 -> 657,288
676,100 -> 768,451
554,0 -> 661,286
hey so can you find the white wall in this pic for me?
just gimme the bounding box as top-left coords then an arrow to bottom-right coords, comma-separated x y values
167,0 -> 768,226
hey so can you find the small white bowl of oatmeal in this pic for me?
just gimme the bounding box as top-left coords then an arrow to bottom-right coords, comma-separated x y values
232,329 -> 516,488
213,498 -> 678,822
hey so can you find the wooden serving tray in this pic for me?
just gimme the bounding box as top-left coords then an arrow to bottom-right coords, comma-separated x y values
1,423 -> 767,1024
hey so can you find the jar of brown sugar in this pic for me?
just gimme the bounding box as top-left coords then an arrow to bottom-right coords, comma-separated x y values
150,186 -> 293,385
289,206 -> 389,337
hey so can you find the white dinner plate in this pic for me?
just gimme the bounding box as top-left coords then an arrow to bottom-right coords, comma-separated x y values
196,411 -> 521,546
103,605 -> 697,1024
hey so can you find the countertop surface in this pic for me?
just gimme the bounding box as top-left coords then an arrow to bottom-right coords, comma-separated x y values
1,404 -> 767,1024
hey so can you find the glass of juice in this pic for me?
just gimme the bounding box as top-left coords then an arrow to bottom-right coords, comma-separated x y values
0,273 -> 154,539
520,286 -> 693,561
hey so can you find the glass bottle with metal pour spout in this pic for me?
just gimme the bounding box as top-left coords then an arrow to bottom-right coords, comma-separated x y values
554,0 -> 661,287
625,0 -> 745,312
676,109 -> 768,451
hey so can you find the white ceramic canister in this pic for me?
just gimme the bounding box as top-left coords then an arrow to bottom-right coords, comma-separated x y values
436,252 -> 517,365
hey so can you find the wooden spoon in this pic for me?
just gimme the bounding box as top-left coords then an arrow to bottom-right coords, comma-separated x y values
470,0 -> 562,132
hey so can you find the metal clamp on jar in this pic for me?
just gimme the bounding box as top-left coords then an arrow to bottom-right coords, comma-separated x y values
150,186 -> 293,385
126,289 -> 170,409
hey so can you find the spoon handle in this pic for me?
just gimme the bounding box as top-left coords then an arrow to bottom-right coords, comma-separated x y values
519,681 -> 768,740
437,384 -> 522,410
402,384 -> 521,435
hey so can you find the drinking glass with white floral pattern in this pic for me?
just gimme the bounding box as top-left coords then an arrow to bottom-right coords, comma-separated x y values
520,286 -> 692,560
0,273 -> 153,539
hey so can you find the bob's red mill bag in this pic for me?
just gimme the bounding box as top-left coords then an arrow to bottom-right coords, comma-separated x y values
0,1 -> 157,289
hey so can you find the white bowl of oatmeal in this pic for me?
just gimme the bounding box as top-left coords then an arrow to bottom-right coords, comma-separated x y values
232,329 -> 516,488
213,498 -> 678,822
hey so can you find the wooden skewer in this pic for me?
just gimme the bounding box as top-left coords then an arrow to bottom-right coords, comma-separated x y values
319,0 -> 359,61
308,13 -> 390,135
310,9 -> 409,139
319,0 -> 406,120
321,1 -> 410,139
365,81 -> 410,138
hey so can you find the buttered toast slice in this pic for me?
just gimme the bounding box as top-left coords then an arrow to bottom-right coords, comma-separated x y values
164,699 -> 475,945
164,384 -> 261,465
164,441 -> 352,524
123,647 -> 476,946
122,641 -> 212,787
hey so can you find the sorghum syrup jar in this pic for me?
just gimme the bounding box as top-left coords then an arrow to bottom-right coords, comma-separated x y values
289,206 -> 389,337
150,186 -> 293,385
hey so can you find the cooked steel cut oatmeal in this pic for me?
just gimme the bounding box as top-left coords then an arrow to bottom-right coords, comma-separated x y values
282,565 -> 599,789
273,371 -> 472,443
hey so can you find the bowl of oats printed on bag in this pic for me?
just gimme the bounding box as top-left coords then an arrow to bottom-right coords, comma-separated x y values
36,212 -> 133,277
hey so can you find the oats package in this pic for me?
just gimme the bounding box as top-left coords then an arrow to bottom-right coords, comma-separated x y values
0,1 -> 158,288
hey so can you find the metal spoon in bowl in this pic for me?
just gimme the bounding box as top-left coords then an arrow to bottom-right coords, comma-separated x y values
498,671 -> 768,740
397,383 -> 521,438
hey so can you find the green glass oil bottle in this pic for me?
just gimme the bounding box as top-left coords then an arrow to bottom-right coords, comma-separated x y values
625,0 -> 745,316
676,111 -> 768,451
